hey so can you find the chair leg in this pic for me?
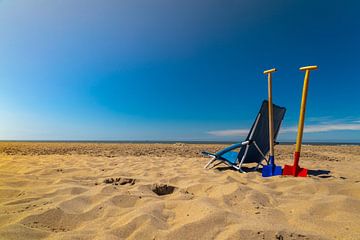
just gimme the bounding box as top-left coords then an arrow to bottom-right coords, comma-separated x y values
204,157 -> 216,169
236,164 -> 246,173
253,141 -> 269,164
230,162 -> 244,173
255,162 -> 262,171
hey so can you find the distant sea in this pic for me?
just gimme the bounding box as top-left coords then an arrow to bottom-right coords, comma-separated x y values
0,140 -> 359,145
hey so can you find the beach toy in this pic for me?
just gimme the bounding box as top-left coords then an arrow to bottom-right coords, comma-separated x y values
283,65 -> 318,177
262,68 -> 282,177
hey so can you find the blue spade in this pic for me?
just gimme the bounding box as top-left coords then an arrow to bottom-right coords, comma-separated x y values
261,68 -> 282,177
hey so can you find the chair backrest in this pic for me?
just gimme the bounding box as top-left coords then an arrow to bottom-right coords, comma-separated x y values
237,100 -> 286,164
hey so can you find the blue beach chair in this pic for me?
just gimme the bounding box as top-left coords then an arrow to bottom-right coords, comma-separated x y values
202,100 -> 286,173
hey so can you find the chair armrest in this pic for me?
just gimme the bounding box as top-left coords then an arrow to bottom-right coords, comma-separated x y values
216,143 -> 242,156
241,140 -> 254,145
201,151 -> 217,158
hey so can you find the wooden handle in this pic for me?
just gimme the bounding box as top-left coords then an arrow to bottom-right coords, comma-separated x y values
295,65 -> 318,152
263,68 -> 276,157
300,66 -> 318,71
263,68 -> 277,74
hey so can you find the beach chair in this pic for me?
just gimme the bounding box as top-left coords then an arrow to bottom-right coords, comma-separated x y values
202,100 -> 286,173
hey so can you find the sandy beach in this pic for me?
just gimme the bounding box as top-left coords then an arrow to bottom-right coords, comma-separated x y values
0,142 -> 359,240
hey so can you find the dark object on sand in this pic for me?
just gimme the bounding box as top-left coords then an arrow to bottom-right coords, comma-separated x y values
202,100 -> 286,173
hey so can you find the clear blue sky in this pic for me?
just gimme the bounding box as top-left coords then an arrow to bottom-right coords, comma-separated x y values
0,0 -> 359,142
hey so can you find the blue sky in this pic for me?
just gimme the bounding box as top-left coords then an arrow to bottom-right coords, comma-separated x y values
0,0 -> 359,142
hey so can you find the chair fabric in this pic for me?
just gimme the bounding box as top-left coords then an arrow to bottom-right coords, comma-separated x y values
236,100 -> 286,164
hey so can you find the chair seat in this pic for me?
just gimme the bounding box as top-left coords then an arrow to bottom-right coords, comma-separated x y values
220,151 -> 238,165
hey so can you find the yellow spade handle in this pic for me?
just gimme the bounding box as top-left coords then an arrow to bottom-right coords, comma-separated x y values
295,65 -> 318,152
263,68 -> 277,157
264,68 -> 277,74
300,66 -> 318,71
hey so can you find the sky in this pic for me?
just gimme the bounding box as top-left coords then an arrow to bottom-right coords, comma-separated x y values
0,0 -> 359,142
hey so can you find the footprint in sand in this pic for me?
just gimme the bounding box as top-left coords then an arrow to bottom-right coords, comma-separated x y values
103,177 -> 136,186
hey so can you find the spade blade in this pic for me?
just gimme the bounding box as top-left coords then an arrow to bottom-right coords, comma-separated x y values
283,164 -> 307,177
262,164 -> 283,177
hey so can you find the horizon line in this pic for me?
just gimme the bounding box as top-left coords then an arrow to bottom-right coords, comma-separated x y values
0,140 -> 359,145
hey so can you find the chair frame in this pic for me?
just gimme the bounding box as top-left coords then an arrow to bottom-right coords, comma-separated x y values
203,111 -> 282,173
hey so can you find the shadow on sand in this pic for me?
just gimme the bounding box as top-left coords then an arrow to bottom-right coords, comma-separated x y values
307,169 -> 332,178
214,165 -> 260,173
214,166 -> 332,178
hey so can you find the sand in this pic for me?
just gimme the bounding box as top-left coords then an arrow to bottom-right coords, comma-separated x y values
0,142 -> 359,240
